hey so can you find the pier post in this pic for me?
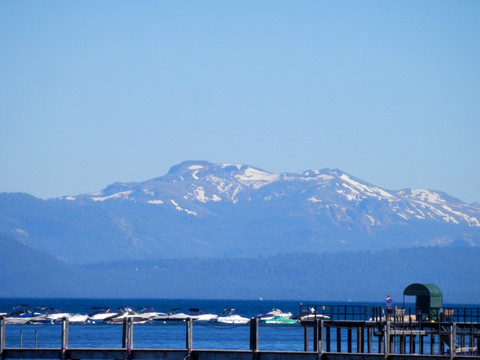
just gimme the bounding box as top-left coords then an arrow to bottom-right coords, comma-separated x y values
347,327 -> 352,353
336,327 -> 341,352
430,331 -> 435,355
326,324 -> 330,352
378,326 -> 383,353
61,318 -> 69,360
367,326 -> 372,353
319,320 -> 324,356
186,318 -> 193,351
384,318 -> 390,359
356,326 -> 363,353
249,318 -> 258,352
0,317 -> 5,356
313,319 -> 320,353
419,332 -> 424,354
450,322 -> 456,360
304,324 -> 309,351
122,318 -> 133,351
410,332 -> 416,354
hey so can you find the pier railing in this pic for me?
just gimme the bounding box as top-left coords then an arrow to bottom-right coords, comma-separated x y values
299,304 -> 480,323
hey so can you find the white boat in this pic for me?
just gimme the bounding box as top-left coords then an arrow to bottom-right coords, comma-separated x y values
214,309 -> 250,324
27,308 -> 71,324
256,308 -> 292,320
45,308 -> 72,323
68,313 -> 89,323
294,307 -> 330,321
104,307 -> 151,324
4,306 -> 37,324
87,307 -> 118,323
187,308 -> 218,322
136,306 -> 170,320
152,308 -> 190,321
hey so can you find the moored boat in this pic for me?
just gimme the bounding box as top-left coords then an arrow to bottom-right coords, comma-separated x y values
187,308 -> 218,322
104,307 -> 151,324
213,308 -> 250,324
87,307 -> 118,323
256,308 -> 292,320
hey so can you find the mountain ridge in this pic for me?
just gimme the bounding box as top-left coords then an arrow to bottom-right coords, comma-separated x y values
0,160 -> 478,265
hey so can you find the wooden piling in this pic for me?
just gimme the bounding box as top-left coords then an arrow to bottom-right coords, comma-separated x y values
249,318 -> 258,352
304,323 -> 309,351
336,327 -> 341,352
61,318 -> 68,360
186,318 -> 193,351
0,318 -> 5,355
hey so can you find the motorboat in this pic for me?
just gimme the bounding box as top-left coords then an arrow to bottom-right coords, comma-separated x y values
27,308 -> 71,324
136,306 -> 165,320
3,305 -> 38,324
293,307 -> 330,321
187,308 -> 218,322
87,307 -> 118,323
68,313 -> 89,323
152,308 -> 190,322
104,307 -> 151,324
256,308 -> 292,320
44,308 -> 72,323
213,309 -> 250,324
263,316 -> 298,324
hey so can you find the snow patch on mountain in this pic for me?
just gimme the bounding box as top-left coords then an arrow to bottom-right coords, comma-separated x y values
91,191 -> 133,202
401,189 -> 445,203
221,163 -> 242,170
339,174 -> 394,200
191,186 -> 222,203
236,167 -> 279,189
170,199 -> 197,216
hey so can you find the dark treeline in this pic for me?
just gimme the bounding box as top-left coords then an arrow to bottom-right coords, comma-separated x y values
1,234 -> 478,303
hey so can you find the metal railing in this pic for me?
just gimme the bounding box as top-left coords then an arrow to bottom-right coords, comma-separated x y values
299,304 -> 480,323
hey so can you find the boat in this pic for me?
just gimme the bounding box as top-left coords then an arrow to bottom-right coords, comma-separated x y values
3,305 -> 38,324
68,313 -> 89,323
263,316 -> 298,324
87,307 -> 118,323
213,309 -> 250,324
187,308 -> 218,322
136,306 -> 165,319
151,308 -> 190,321
293,307 -> 330,321
27,308 -> 71,324
256,308 -> 292,320
104,307 -> 151,324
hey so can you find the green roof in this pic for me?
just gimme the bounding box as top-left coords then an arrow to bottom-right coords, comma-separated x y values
403,283 -> 443,297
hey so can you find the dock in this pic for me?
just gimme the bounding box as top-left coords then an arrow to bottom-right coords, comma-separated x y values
1,305 -> 480,360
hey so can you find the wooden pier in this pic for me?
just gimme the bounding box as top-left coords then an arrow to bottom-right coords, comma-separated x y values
1,309 -> 480,360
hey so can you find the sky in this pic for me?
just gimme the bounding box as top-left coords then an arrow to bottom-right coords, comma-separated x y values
1,1 -> 479,203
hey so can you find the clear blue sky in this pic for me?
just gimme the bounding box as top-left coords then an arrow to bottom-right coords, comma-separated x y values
1,1 -> 479,203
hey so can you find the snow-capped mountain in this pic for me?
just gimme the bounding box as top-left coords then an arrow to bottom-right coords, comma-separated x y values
1,161 -> 479,264
72,160 -> 479,228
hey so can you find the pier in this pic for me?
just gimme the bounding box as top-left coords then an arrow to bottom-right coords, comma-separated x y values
1,305 -> 479,360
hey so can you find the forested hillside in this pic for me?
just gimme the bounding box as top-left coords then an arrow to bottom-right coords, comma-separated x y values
82,247 -> 478,303
2,234 -> 476,303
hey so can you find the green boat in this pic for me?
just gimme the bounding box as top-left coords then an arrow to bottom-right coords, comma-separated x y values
263,316 -> 297,324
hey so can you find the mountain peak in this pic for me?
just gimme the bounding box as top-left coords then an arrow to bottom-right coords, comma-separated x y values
165,160 -> 279,186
